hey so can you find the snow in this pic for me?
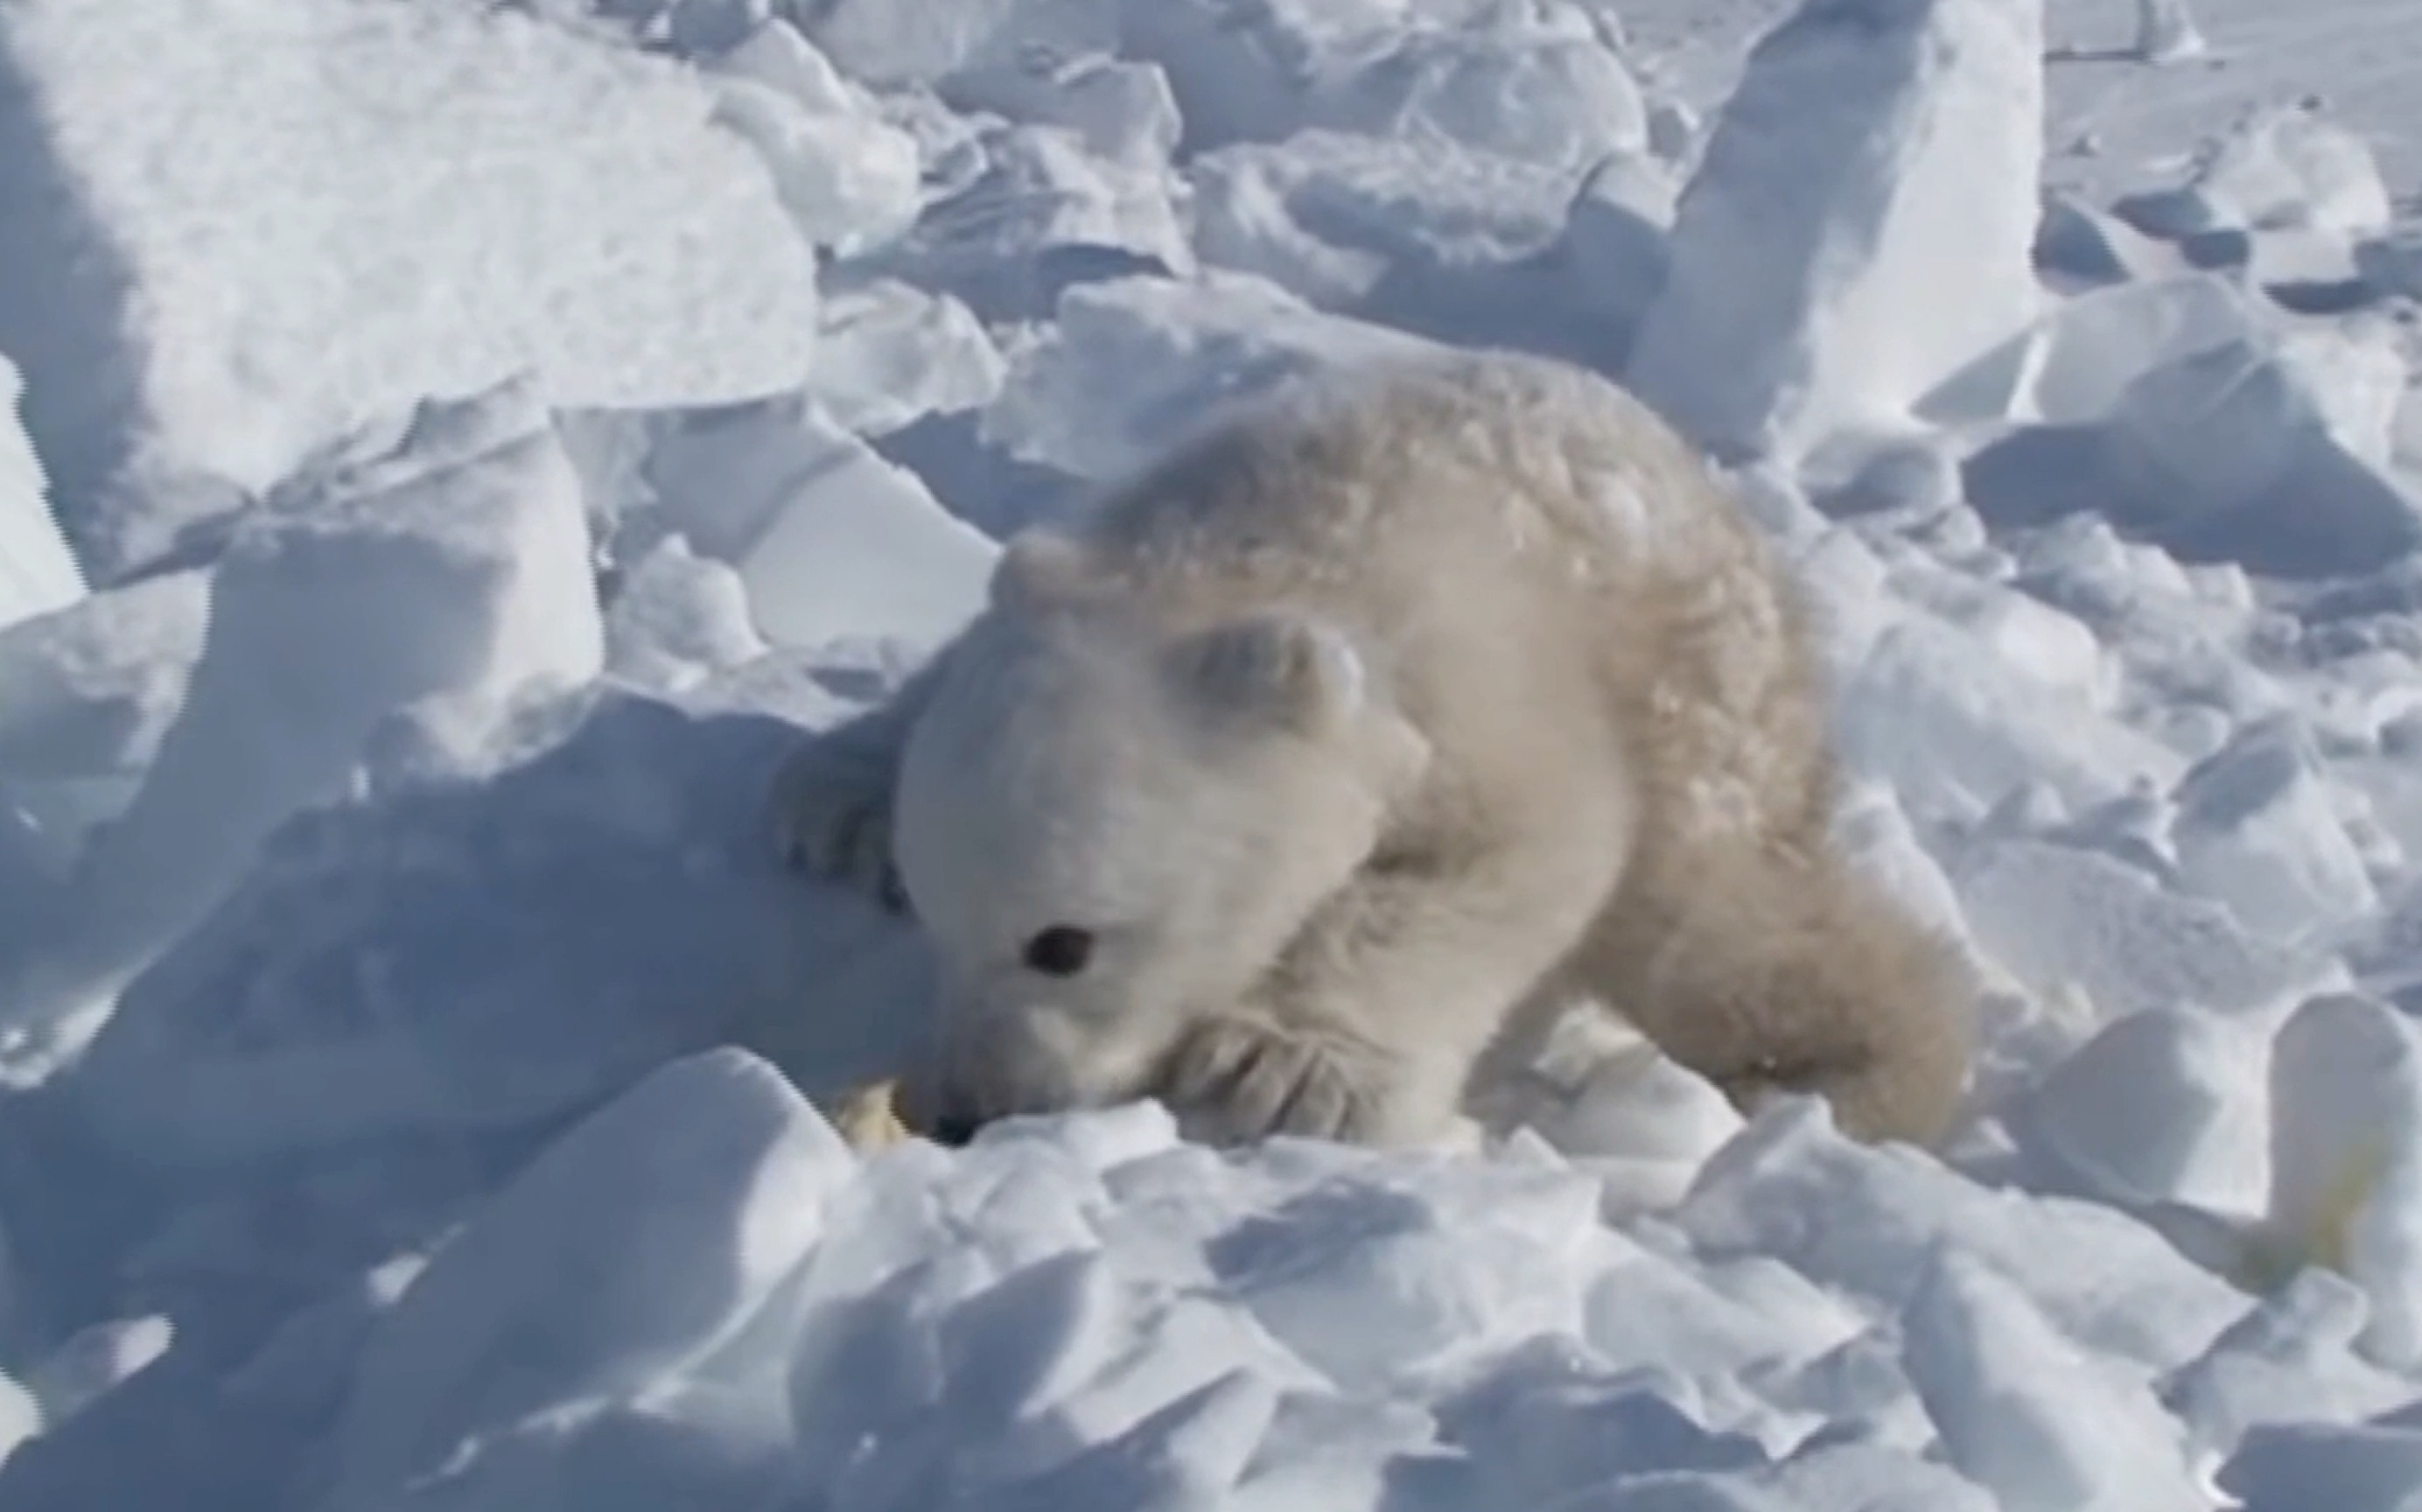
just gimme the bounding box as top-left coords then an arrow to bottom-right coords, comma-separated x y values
2114,101 -> 2395,242
863,119 -> 1194,322
2034,189 -> 2189,286
2162,1267 -> 2419,1460
1900,1249 -> 2208,1512
1298,22 -> 1649,178
2258,993 -> 2422,1367
804,280 -> 1010,440
16,374 -> 605,1046
635,394 -> 999,654
1188,143 -> 1404,312
0,564 -> 209,873
1557,152 -> 1682,360
1946,836 -> 2340,1023
1922,272 -> 2261,429
1835,611 -> 2184,817
796,0 -> 1119,90
2220,1405 -> 2422,1512
20,1313 -> 169,1429
0,0 -> 822,579
323,1048 -> 848,1508
1950,289 -> 2421,578
699,21 -> 926,258
1191,130 -> 1578,304
0,1376 -> 32,1469
603,533 -> 770,694
2357,228 -> 2422,302
0,356 -> 82,634
2101,320 -> 2420,577
2010,1003 -> 2270,1213
3,0 -> 2422,1507
1120,0 -> 1636,158
2132,0 -> 2210,66
2171,713 -> 2381,942
946,53 -> 1184,170
1624,0 -> 2048,461
1675,1102 -> 2251,1372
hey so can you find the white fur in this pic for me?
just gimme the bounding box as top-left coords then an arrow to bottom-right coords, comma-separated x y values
768,349 -> 1975,1150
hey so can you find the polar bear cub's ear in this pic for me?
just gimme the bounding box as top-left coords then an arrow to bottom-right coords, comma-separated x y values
1165,612 -> 1367,736
988,529 -> 1091,613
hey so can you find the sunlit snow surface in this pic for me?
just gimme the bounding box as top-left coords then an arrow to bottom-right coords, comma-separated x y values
2,0 -> 2422,1507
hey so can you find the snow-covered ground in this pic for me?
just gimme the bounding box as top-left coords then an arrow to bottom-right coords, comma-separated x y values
1,0 -> 2421,1507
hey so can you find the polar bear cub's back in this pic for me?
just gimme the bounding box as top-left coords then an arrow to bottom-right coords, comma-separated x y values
1084,346 -> 1778,601
1082,347 -> 1838,864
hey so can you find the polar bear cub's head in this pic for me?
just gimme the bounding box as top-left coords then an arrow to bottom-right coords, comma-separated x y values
892,532 -> 1427,1131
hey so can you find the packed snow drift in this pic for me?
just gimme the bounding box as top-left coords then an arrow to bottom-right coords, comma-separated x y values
3,0 -> 2422,1508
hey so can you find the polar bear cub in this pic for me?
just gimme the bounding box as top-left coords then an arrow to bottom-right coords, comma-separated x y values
769,348 -> 1973,1150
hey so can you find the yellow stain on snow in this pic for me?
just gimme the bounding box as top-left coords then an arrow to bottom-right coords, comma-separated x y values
2236,1141 -> 2389,1292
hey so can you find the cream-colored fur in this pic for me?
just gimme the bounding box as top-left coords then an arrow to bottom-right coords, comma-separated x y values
768,348 -> 1974,1149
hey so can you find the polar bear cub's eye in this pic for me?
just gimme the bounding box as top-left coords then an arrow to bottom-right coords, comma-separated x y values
1022,926 -> 1096,977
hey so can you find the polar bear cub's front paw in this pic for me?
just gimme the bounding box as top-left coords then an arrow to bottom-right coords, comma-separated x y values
1157,1012 -> 1418,1147
766,738 -> 908,913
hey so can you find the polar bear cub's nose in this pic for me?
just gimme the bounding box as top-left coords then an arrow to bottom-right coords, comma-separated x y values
928,1108 -> 984,1148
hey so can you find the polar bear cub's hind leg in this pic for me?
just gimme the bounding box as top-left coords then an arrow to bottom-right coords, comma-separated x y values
1592,842 -> 1977,1147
